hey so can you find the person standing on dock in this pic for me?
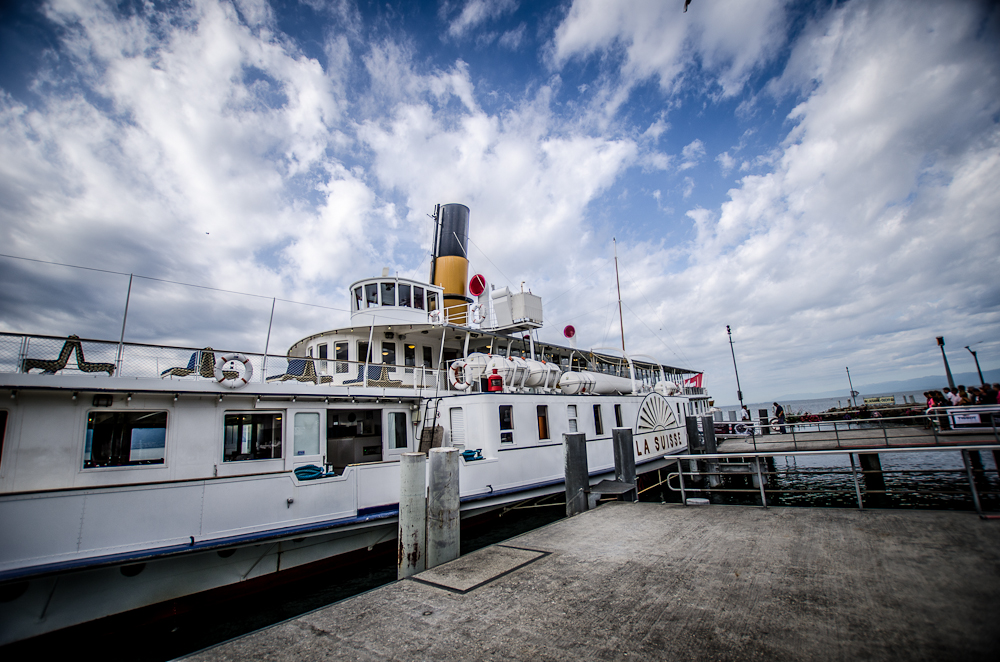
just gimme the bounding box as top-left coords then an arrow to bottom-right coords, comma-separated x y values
741,405 -> 751,421
773,402 -> 786,434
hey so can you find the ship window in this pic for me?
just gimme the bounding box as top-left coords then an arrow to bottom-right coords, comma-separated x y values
335,342 -> 348,374
382,341 -> 396,372
567,405 -> 578,433
85,411 -> 167,468
294,413 -> 320,457
614,404 -> 623,428
422,346 -> 432,368
388,412 -> 407,449
593,405 -> 604,436
365,283 -> 378,307
381,282 -> 396,306
399,284 -> 411,308
318,344 -> 327,359
537,405 -> 549,440
499,405 -> 513,444
414,286 -> 425,310
358,341 -> 370,364
404,344 -> 416,373
354,287 -> 363,311
224,413 -> 282,462
0,410 -> 6,467
307,346 -> 313,357
427,292 -> 439,312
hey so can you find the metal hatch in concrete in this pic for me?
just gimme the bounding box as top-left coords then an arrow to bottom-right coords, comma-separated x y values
410,544 -> 549,594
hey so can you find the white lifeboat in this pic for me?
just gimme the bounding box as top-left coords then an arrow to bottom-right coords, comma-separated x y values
559,370 -> 634,395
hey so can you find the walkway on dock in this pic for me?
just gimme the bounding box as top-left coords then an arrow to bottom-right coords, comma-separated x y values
185,503 -> 1000,662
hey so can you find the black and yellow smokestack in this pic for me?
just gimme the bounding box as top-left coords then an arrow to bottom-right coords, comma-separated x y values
431,203 -> 471,324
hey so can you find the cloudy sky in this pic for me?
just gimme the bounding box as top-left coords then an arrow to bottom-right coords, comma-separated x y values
1,0 -> 998,404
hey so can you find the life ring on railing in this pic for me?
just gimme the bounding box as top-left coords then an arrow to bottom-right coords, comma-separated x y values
215,353 -> 253,388
429,309 -> 443,324
470,303 -> 486,325
449,361 -> 471,391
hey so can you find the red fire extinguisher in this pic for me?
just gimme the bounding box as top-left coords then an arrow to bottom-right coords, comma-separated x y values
487,368 -> 503,392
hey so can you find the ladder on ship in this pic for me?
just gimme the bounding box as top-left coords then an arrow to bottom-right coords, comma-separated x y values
419,397 -> 444,453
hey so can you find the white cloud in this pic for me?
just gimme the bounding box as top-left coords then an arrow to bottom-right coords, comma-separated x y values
716,151 -> 735,175
679,138 -> 705,170
447,0 -> 519,39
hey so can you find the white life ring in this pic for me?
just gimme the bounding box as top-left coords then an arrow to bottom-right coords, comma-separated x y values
429,309 -> 443,324
215,353 -> 253,388
470,303 -> 486,325
449,361 -> 471,391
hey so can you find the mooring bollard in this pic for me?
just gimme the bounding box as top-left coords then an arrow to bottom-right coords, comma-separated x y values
564,432 -> 589,517
758,409 -> 770,435
685,416 -> 701,453
426,447 -> 460,569
701,416 -> 720,487
398,452 -> 427,580
612,428 -> 638,502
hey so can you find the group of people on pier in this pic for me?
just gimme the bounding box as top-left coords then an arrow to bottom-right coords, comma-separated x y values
925,384 -> 1000,407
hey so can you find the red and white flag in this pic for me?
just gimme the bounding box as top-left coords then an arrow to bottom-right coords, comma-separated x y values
683,373 -> 703,389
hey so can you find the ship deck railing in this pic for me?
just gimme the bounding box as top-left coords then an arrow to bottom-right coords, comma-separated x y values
0,331 -> 447,391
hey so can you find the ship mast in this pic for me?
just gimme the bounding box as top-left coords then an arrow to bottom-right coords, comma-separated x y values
614,237 -> 625,352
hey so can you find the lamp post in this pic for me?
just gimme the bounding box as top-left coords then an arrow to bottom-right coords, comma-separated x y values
726,325 -> 744,410
965,345 -> 985,387
936,336 -> 956,390
846,366 -> 858,408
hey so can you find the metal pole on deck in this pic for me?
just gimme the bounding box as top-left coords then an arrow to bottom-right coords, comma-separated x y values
936,337 -> 956,391
398,452 -> 427,579
426,448 -> 459,569
262,297 -> 276,383
115,273 -> 133,376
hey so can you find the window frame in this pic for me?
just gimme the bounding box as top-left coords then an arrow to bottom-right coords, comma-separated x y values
222,411 -> 284,464
499,405 -> 514,444
83,410 -> 168,470
593,404 -> 604,436
536,405 -> 550,441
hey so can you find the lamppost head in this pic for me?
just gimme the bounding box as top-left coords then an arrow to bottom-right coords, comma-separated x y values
936,336 -> 945,346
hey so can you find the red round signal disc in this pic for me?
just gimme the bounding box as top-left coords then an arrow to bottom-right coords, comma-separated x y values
469,274 -> 486,297
563,325 -> 576,338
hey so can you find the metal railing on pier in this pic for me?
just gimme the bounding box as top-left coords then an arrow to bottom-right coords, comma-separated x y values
667,444 -> 1000,519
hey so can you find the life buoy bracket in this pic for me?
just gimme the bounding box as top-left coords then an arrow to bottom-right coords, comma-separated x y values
215,353 -> 253,388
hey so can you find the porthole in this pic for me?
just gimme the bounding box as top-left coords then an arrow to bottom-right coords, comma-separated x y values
120,563 -> 146,577
0,581 -> 28,603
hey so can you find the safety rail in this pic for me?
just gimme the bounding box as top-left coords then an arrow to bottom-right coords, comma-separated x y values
709,409 -> 1000,451
667,445 -> 1000,518
0,332 -> 444,391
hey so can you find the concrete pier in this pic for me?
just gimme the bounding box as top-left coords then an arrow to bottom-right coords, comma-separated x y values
185,503 -> 1000,661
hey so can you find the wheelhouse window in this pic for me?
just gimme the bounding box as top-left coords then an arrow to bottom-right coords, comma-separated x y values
365,283 -> 378,307
537,405 -> 549,440
414,286 -> 425,310
499,405 -> 513,444
294,412 -> 320,457
593,405 -> 604,436
381,281 -> 396,306
85,411 -> 167,468
614,404 -> 623,428
567,405 -> 578,433
353,287 -> 363,311
428,291 -> 439,312
399,284 -> 411,307
224,413 -> 282,462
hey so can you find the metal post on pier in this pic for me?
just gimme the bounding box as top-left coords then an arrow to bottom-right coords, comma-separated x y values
612,428 -> 637,502
701,416 -> 719,487
426,448 -> 459,569
398,452 -> 427,579
564,432 -> 589,516
758,409 -> 769,435
685,416 -> 701,452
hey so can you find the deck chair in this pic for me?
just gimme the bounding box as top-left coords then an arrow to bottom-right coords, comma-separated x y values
22,335 -> 115,376
342,363 -> 386,385
367,364 -> 404,388
161,352 -> 199,377
266,358 -> 333,385
160,348 -> 236,379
